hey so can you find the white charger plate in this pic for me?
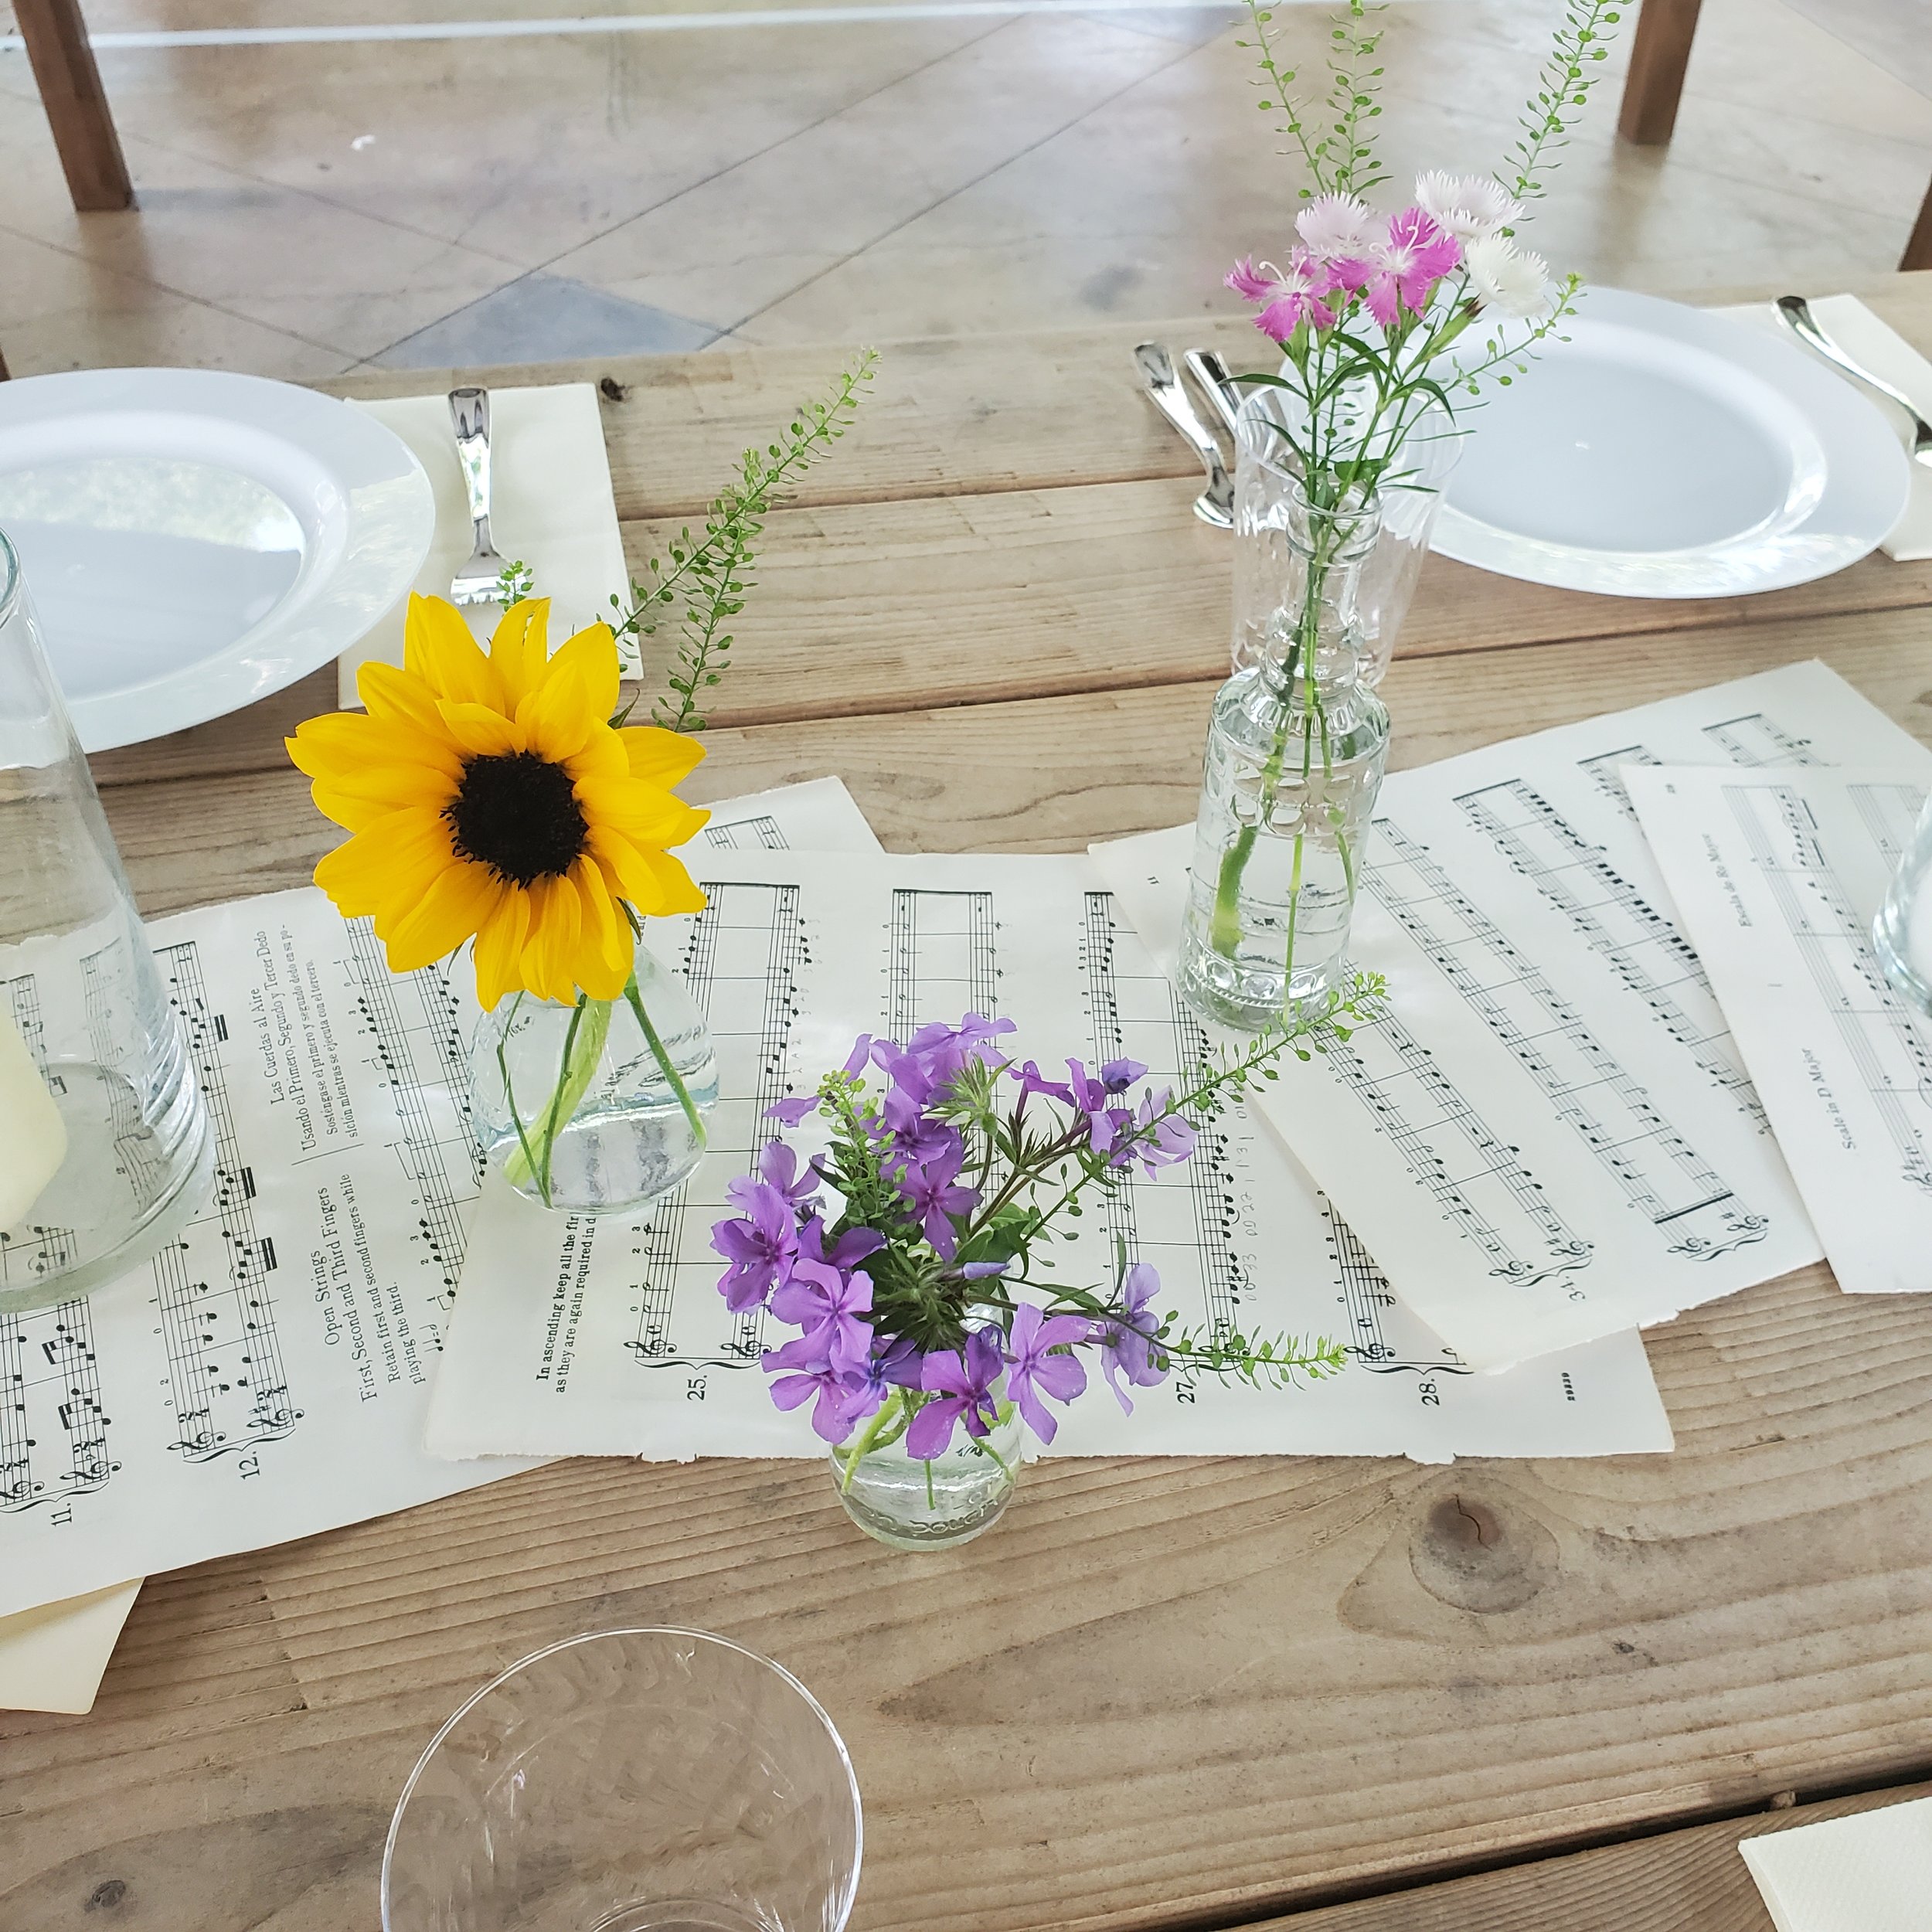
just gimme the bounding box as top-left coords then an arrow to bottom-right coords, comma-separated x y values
0,368 -> 435,751
1433,286 -> 1911,597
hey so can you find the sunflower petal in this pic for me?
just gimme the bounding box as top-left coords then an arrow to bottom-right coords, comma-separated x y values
472,885 -> 532,1010
381,857 -> 502,974
568,862 -> 634,999
312,809 -> 453,920
437,699 -> 525,760
404,594 -> 506,710
524,874 -> 584,1005
588,826 -> 709,918
516,659 -> 600,765
618,725 -> 706,790
562,726 -> 628,784
289,708 -> 463,784
357,660 -> 460,744
576,774 -> 709,850
536,623 -> 621,727
488,598 -> 551,713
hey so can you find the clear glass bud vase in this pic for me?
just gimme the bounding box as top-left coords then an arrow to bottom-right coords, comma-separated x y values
831,1386 -> 1022,1550
467,940 -> 719,1215
0,528 -> 213,1312
1180,481 -> 1390,1030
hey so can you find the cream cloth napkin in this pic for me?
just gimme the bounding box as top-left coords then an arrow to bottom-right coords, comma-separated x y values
0,1579 -> 141,1714
1716,293 -> 1932,561
1741,1796 -> 1932,1931
338,383 -> 634,707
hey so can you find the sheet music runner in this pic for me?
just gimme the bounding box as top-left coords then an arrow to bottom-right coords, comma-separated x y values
427,846 -> 1671,1464
0,780 -> 872,1620
1090,662 -> 1922,1372
1628,764 -> 1932,1296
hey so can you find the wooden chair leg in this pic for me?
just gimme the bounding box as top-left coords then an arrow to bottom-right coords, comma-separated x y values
0,344 -> 10,382
1618,0 -> 1705,147
1905,172 -> 1932,274
14,0 -> 134,213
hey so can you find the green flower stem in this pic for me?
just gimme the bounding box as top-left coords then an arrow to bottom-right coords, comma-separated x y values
503,995 -> 612,1205
624,971 -> 706,1151
838,1388 -> 914,1492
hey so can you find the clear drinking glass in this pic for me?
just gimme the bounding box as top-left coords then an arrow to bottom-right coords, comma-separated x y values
383,1628 -> 862,1932
0,526 -> 213,1311
1873,791 -> 1932,1015
467,941 -> 719,1214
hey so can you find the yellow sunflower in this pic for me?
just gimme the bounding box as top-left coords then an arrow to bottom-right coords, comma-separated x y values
289,594 -> 709,1009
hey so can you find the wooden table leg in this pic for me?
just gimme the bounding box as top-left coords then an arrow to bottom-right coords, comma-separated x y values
1617,0 -> 1704,147
14,0 -> 134,213
1904,172 -> 1932,273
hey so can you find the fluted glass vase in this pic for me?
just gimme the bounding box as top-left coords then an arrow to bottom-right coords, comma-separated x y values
830,1386 -> 1022,1551
468,940 -> 719,1215
1179,476 -> 1390,1030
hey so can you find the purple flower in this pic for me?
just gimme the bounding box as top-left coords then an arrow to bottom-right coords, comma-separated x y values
771,1256 -> 875,1372
832,1333 -> 924,1433
1003,1301 -> 1089,1444
1094,1262 -> 1168,1414
764,1095 -> 818,1126
764,1352 -> 863,1444
1125,1090 -> 1196,1175
906,1328 -> 1003,1459
899,1144 -> 978,1257
795,1214 -> 885,1275
1016,1060 -> 1074,1106
903,1014 -> 1015,1090
711,1179 -> 799,1312
758,1139 -> 818,1209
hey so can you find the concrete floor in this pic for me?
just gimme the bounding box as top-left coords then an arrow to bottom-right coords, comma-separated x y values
0,0 -> 1927,375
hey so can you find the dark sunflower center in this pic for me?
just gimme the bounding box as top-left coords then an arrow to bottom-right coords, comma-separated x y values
445,752 -> 588,888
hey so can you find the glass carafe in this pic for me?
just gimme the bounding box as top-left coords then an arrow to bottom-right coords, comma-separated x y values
0,527 -> 213,1311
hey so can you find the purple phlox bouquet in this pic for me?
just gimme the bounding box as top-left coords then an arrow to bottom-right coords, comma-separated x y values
1223,0 -> 1625,498
709,981 -> 1380,1478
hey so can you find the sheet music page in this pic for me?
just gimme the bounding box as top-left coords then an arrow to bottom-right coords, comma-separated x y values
1628,764 -> 1932,1295
428,847 -> 1670,1464
1090,662 -> 1929,1372
0,780 -> 874,1618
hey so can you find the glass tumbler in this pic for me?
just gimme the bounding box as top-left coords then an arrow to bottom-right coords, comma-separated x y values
383,1628 -> 862,1932
1873,790 -> 1932,1015
0,526 -> 213,1311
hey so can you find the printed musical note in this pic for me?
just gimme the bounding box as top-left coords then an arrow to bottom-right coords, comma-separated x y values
0,1301 -> 118,1512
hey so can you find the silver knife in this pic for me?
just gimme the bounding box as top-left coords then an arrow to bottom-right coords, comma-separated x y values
1775,294 -> 1932,470
1134,342 -> 1234,528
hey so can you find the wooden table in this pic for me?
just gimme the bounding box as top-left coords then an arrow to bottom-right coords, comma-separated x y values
6,277 -> 1932,1932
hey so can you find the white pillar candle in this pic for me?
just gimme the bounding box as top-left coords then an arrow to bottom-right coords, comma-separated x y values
0,1007 -> 67,1227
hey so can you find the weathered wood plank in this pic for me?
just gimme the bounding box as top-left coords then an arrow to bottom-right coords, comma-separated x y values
318,281 -> 1932,524
82,508 -> 1932,794
1256,1779 -> 1932,1930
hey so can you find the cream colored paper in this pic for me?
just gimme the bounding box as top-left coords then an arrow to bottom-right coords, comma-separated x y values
1717,294 -> 1932,561
0,1579 -> 141,1714
338,384 -> 632,705
1741,1798 -> 1932,1932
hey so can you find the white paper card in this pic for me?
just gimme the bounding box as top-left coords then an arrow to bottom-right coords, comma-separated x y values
339,385 -> 634,706
428,847 -> 1670,1464
1628,763 -> 1932,1294
0,781 -> 871,1618
1091,662 -> 1925,1371
0,1580 -> 141,1714
1741,1798 -> 1932,1932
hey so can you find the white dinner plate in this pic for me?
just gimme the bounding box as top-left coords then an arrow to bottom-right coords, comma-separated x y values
0,368 -> 434,750
1433,286 -> 1912,597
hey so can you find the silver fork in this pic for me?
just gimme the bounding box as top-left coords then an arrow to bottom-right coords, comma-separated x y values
1776,294 -> 1932,471
447,386 -> 512,604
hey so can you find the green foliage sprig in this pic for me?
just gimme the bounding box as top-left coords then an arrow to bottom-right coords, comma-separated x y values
1509,0 -> 1624,202
614,351 -> 878,734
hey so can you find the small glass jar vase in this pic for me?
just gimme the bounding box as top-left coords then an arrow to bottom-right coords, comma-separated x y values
1180,478 -> 1390,1029
467,940 -> 719,1215
0,527 -> 213,1312
831,1387 -> 1022,1551
1873,791 -> 1932,1015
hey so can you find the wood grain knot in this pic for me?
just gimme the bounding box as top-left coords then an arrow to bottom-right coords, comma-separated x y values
1409,1492 -> 1560,1614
